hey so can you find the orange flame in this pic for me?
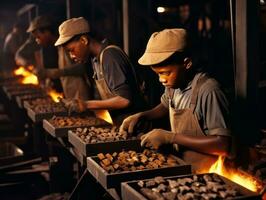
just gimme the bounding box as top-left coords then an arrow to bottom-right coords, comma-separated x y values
14,66 -> 39,85
203,156 -> 261,192
94,110 -> 113,124
14,66 -> 27,76
47,89 -> 63,102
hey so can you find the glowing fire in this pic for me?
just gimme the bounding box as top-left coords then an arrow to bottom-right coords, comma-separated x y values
47,89 -> 63,102
205,156 -> 261,192
94,110 -> 113,124
13,66 -> 39,85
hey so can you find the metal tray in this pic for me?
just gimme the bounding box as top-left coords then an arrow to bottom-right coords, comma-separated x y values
16,94 -> 47,108
121,173 -> 261,200
87,154 -> 191,189
69,147 -> 86,166
6,89 -> 43,100
43,116 -> 108,138
27,107 -> 67,123
68,131 -> 142,156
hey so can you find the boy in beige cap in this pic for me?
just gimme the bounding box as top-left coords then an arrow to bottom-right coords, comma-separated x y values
120,28 -> 233,171
26,15 -> 90,99
55,17 -> 145,124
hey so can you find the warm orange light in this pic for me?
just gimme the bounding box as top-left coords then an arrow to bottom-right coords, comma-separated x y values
94,110 -> 113,124
203,156 -> 261,192
47,89 -> 63,102
14,66 -> 27,76
14,66 -> 39,85
21,74 -> 39,85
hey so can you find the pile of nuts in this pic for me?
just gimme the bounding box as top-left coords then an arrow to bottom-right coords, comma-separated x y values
5,84 -> 39,92
27,97 -> 53,107
28,98 -> 67,113
9,89 -> 43,97
18,93 -> 47,101
69,126 -> 130,143
137,174 -> 241,200
49,116 -> 107,128
97,149 -> 181,173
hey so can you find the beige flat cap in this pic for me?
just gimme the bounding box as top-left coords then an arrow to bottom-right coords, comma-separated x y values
27,16 -> 54,33
54,17 -> 90,46
138,28 -> 188,66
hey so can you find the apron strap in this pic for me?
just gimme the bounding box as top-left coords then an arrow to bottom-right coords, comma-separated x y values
98,45 -> 125,79
190,75 -> 209,112
99,45 -> 139,82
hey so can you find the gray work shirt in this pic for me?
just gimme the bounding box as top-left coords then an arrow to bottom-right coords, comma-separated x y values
91,40 -> 146,117
161,72 -> 231,137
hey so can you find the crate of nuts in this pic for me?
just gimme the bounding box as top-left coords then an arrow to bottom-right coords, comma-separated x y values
16,93 -> 47,108
86,149 -> 191,189
6,87 -> 43,100
43,115 -> 109,138
68,126 -> 141,156
26,98 -> 68,122
121,174 -> 260,200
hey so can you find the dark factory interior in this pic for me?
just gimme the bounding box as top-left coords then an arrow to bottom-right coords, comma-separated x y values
0,0 -> 266,199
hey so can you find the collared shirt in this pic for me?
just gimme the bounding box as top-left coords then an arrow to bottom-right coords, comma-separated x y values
91,39 -> 146,117
161,72 -> 231,136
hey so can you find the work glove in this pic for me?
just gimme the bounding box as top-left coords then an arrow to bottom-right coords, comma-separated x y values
62,98 -> 87,114
119,113 -> 143,135
140,129 -> 175,149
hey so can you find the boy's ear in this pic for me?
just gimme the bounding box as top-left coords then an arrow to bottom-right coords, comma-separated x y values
184,57 -> 192,70
80,35 -> 89,45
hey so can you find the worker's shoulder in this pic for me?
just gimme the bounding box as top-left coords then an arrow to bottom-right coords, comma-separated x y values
102,45 -> 127,59
199,75 -> 223,95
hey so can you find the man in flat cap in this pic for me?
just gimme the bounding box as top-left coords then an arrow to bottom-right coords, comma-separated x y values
120,28 -> 233,171
26,15 -> 90,99
56,17 -> 145,124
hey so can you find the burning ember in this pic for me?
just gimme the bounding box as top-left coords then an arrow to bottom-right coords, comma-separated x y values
13,66 -> 39,85
94,110 -> 113,124
201,156 -> 262,192
47,89 -> 63,102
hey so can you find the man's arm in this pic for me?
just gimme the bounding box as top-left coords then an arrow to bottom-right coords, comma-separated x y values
84,95 -> 130,110
172,134 -> 230,156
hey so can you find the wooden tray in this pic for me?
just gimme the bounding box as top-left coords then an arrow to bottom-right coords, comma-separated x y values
69,147 -> 86,166
43,117 -> 108,138
7,89 -> 43,100
87,154 -> 191,189
16,94 -> 47,108
68,131 -> 141,156
121,173 -> 261,200
27,107 -> 67,123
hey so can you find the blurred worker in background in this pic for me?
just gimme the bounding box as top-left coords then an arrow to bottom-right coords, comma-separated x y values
3,22 -> 26,75
26,15 -> 90,99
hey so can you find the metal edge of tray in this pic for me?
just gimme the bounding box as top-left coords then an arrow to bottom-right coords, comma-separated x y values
87,156 -> 191,189
121,173 -> 261,200
69,147 -> 86,166
68,131 -> 141,157
44,117 -> 110,138
16,94 -> 46,108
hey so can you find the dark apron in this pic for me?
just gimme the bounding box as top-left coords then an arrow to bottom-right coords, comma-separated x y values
169,76 -> 217,172
93,45 -> 130,125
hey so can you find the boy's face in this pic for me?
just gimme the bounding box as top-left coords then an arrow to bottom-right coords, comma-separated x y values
64,37 -> 90,63
151,63 -> 186,89
32,29 -> 53,46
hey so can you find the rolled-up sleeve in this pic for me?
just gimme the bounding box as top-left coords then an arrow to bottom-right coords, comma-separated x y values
160,89 -> 169,108
201,86 -> 231,137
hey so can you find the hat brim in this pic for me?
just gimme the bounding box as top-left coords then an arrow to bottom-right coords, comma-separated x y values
54,35 -> 73,46
138,51 -> 176,66
26,25 -> 35,33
